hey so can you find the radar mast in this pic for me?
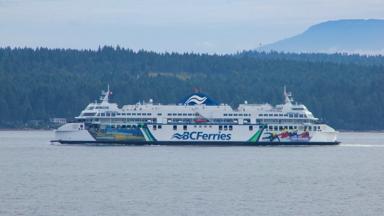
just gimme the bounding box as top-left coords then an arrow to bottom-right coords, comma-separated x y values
284,86 -> 294,104
100,84 -> 112,103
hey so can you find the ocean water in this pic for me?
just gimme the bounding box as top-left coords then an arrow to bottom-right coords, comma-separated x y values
0,131 -> 384,216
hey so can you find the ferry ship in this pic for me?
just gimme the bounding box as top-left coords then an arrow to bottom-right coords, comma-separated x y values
53,87 -> 339,145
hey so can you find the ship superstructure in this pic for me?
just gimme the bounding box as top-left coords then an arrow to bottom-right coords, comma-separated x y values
54,87 -> 339,145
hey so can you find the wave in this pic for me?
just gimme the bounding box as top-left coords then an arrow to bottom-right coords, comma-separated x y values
339,144 -> 384,147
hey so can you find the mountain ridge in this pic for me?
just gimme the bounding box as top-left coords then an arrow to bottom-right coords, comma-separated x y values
259,19 -> 384,54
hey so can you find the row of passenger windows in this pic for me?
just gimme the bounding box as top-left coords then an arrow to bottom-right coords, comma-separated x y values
90,118 -> 156,123
163,124 -> 320,131
103,124 -> 144,129
166,118 -> 240,123
168,125 -> 255,131
100,124 -> 320,132
167,113 -> 199,116
258,113 -> 307,118
223,113 -> 251,117
92,112 -> 305,118
94,112 -> 154,117
257,119 -> 316,124
266,125 -> 321,131
154,125 -> 214,130
169,125 -> 235,131
117,113 -> 152,116
87,106 -> 109,110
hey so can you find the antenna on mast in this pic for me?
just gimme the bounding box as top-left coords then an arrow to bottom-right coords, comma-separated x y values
284,86 -> 293,104
100,84 -> 112,103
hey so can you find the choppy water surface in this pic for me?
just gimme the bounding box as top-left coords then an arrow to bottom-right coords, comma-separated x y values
1,131 -> 384,216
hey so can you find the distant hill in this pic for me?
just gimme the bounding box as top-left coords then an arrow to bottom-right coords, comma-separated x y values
259,19 -> 384,55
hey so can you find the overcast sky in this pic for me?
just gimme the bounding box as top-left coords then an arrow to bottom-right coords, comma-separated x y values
0,0 -> 383,53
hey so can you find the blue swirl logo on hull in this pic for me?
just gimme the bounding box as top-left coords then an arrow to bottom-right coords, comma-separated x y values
172,133 -> 183,139
172,132 -> 231,141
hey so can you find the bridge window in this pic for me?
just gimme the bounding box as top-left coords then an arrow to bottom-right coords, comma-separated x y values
229,125 -> 233,131
158,125 -> 162,129
83,113 -> 96,116
183,125 -> 187,130
249,126 -> 253,131
173,125 -> 177,130
224,125 -> 228,130
219,125 -> 223,130
153,125 -> 157,130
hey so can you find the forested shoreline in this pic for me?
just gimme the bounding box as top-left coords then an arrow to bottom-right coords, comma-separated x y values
0,47 -> 383,130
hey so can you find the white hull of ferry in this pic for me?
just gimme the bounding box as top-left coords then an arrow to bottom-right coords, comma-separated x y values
53,123 -> 339,145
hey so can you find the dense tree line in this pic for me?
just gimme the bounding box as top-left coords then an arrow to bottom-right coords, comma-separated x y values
240,50 -> 384,66
0,46 -> 383,130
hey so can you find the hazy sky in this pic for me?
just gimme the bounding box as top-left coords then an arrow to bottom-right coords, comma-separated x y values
0,0 -> 383,53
